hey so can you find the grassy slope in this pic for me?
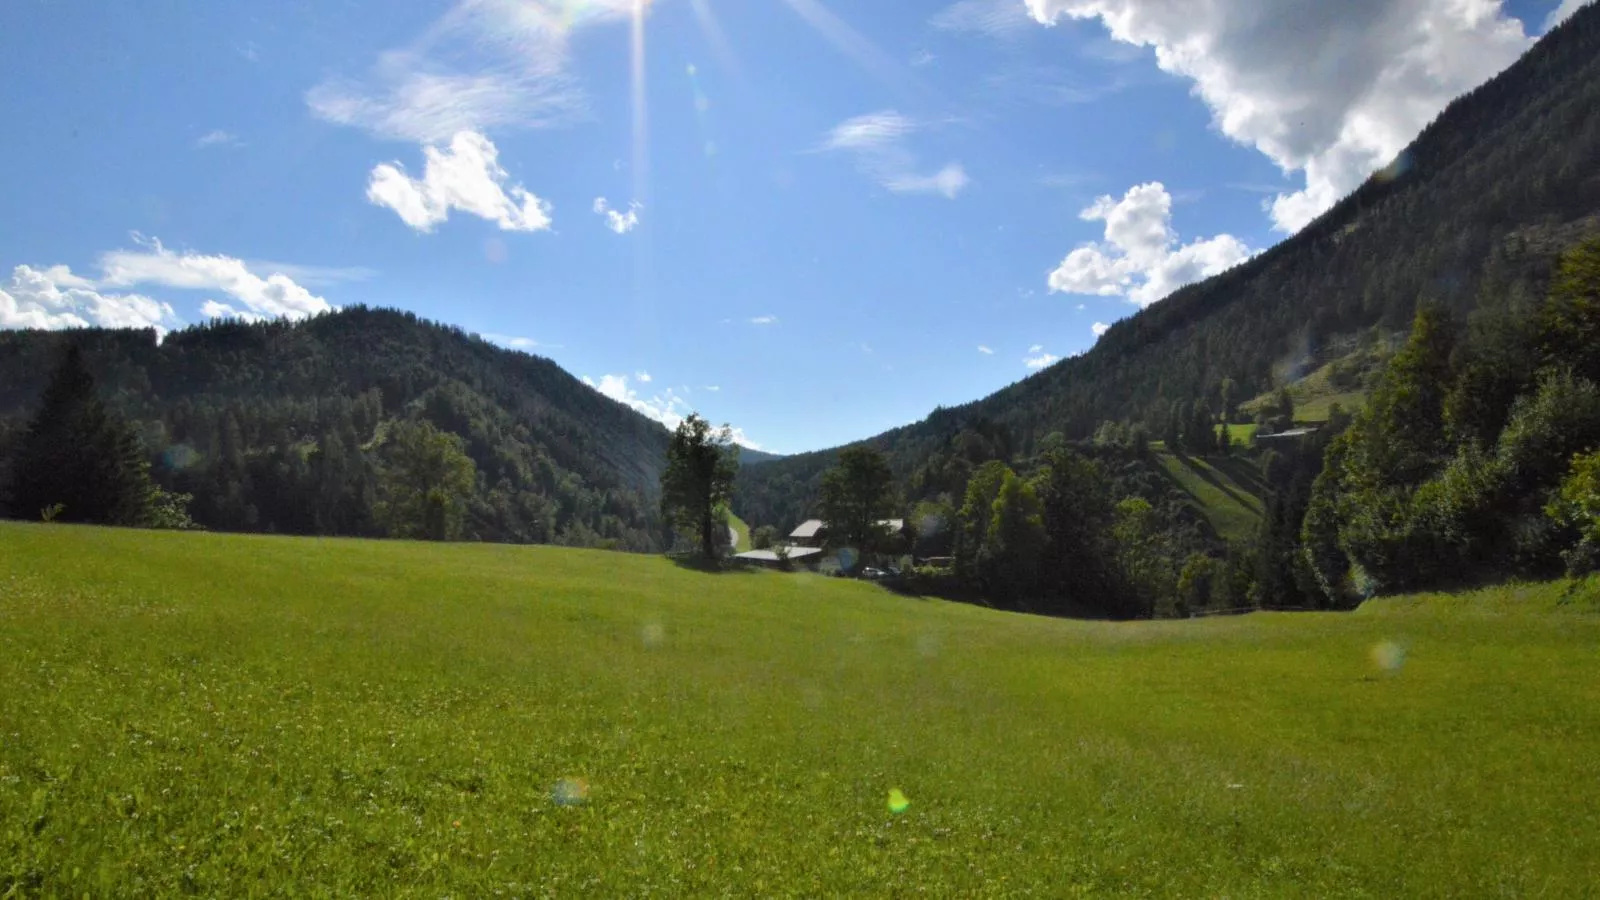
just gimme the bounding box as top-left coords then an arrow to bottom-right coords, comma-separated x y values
1154,451 -> 1265,542
4,524 -> 1599,896
728,512 -> 752,553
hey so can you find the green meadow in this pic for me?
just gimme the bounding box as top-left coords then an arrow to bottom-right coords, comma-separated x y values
3,523 -> 1599,896
1154,451 -> 1265,543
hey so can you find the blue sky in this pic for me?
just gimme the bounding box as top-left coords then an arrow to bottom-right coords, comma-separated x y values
0,0 -> 1587,452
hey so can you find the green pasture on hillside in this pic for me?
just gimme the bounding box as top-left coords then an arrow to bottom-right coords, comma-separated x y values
1154,451 -> 1265,542
3,523 -> 1598,896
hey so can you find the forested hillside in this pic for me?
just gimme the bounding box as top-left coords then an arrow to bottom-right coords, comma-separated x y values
0,308 -> 673,549
737,3 -> 1600,532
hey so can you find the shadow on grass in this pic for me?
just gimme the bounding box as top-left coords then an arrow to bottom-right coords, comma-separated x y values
1173,454 -> 1262,514
1209,455 -> 1266,495
667,555 -> 764,576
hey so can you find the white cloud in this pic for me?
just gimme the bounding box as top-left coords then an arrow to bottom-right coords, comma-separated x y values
704,385 -> 722,392
884,164 -> 971,199
1029,344 -> 1044,353
750,315 -> 779,325
305,0 -> 640,144
196,130 -> 240,149
819,111 -> 970,199
593,197 -> 642,234
978,345 -> 994,354
821,111 -> 915,152
241,262 -> 376,287
3,240 -> 345,337
636,371 -> 653,383
1092,321 -> 1111,336
1026,0 -> 1535,232
1047,182 -> 1251,307
1,264 -> 178,335
99,238 -> 334,321
584,373 -> 764,450
481,333 -> 542,350
1545,0 -> 1590,31
932,0 -> 1035,36
367,131 -> 553,233
1025,349 -> 1061,369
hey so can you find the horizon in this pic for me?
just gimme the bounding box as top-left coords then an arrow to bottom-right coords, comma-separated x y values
0,0 -> 1587,453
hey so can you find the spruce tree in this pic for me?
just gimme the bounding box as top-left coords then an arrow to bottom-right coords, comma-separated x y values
5,345 -> 154,525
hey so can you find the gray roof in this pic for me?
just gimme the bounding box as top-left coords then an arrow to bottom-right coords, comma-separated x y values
789,519 -> 826,539
1257,427 -> 1321,440
790,518 -> 905,538
735,546 -> 825,562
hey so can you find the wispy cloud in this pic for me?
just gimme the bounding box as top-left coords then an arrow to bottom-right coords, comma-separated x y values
304,0 -> 639,145
930,0 -> 1034,37
818,111 -> 969,199
750,315 -> 779,325
196,129 -> 241,149
977,345 -> 994,355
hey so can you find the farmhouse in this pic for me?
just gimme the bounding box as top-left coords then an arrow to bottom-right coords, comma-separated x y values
731,546 -> 826,569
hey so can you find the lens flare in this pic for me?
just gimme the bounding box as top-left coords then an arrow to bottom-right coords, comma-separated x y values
553,777 -> 590,807
1371,640 -> 1406,674
887,788 -> 910,815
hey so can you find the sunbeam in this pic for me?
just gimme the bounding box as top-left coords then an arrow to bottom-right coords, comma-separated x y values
631,0 -> 650,203
688,0 -> 744,81
777,0 -> 912,92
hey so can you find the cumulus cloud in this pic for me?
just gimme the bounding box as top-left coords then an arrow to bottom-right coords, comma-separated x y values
932,0 -> 1036,37
1047,182 -> 1251,307
593,197 -> 642,234
636,371 -> 652,383
819,111 -> 970,199
2,238 -> 340,337
978,344 -> 994,354
367,132 -> 553,233
1092,321 -> 1111,336
1025,348 -> 1061,369
305,0 -> 640,144
99,238 -> 334,321
1,265 -> 178,334
1025,0 -> 1535,232
584,373 -> 764,450
1544,0 -> 1591,31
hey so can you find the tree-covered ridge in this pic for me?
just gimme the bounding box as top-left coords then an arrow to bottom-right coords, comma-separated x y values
738,2 -> 1600,527
0,307 -> 673,549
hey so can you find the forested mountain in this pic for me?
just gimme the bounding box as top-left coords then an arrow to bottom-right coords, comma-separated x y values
736,3 -> 1600,533
0,308 -> 674,549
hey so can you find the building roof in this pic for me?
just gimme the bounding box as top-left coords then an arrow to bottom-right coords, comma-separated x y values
789,519 -> 826,539
791,518 -> 906,539
1257,427 -> 1321,441
734,546 -> 825,563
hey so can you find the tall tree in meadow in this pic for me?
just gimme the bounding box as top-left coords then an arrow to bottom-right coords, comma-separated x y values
819,445 -> 895,552
374,419 -> 478,541
4,345 -> 154,526
660,413 -> 739,559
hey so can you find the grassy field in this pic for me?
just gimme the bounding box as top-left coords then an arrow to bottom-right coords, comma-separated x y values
1154,451 -> 1265,542
4,524 -> 1600,896
727,513 -> 752,553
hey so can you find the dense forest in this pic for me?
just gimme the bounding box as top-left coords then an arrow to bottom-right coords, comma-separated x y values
736,2 -> 1600,532
0,309 -> 674,550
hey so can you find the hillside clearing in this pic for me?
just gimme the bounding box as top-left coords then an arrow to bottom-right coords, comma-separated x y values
1154,451 -> 1264,542
3,524 -> 1598,896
